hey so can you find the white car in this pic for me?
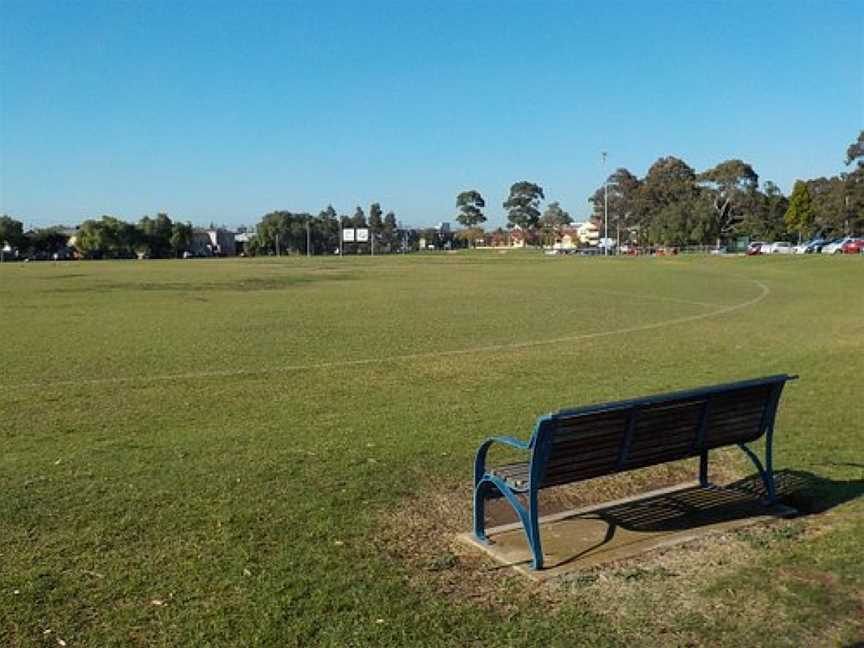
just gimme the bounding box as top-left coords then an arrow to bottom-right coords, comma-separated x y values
821,237 -> 854,255
767,242 -> 793,254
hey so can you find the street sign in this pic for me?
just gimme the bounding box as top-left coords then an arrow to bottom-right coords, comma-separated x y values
342,228 -> 355,242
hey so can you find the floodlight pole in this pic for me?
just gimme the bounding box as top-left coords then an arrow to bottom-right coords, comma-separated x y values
602,151 -> 609,256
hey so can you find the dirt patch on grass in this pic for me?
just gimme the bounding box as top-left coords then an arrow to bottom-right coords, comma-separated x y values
376,453 -> 861,643
376,453 -> 743,611
560,514 -> 860,645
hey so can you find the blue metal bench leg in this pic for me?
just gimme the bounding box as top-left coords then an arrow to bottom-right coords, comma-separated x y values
737,433 -> 776,505
763,428 -> 776,503
527,490 -> 543,570
473,476 -> 544,569
699,450 -> 709,487
473,481 -> 491,544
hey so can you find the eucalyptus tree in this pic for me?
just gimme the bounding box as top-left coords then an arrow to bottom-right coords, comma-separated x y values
640,157 -> 700,244
843,130 -> 864,233
699,159 -> 759,248
455,190 -> 486,228
590,168 -> 641,244
503,181 -> 544,239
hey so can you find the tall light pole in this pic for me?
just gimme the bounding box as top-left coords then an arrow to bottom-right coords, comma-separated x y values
602,151 -> 609,256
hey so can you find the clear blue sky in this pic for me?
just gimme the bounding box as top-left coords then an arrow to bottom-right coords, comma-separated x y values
1,1 -> 862,229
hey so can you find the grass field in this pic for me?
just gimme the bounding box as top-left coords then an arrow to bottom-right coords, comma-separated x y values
1,253 -> 862,646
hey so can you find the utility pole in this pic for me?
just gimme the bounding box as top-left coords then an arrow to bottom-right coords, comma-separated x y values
306,220 -> 311,258
602,151 -> 609,256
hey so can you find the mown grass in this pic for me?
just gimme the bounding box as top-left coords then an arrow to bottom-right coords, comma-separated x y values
1,253 -> 862,646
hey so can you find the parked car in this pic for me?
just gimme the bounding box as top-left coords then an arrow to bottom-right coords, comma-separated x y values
840,238 -> 864,254
821,237 -> 854,254
819,238 -> 841,254
793,238 -> 827,254
746,241 -> 766,256
767,242 -> 793,254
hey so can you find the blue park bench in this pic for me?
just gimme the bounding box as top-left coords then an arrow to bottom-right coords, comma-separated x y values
473,374 -> 797,570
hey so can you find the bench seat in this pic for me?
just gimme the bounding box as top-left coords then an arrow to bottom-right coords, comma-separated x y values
489,463 -> 531,489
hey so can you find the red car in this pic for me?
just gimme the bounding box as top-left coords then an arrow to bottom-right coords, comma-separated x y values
840,238 -> 864,254
746,242 -> 765,256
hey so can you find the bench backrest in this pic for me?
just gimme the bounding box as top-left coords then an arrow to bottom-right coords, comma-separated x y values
531,375 -> 793,489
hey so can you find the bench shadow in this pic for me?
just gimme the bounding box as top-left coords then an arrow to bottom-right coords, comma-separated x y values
547,470 -> 864,570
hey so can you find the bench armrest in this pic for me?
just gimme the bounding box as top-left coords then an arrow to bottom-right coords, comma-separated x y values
474,436 -> 531,485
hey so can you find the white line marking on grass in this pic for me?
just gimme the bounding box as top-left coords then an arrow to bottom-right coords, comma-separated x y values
2,279 -> 769,391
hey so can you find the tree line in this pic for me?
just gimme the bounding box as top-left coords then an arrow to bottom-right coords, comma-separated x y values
245,203 -> 407,256
453,130 -> 863,248
584,131 -> 863,246
0,213 -> 194,259
3,131 -> 861,257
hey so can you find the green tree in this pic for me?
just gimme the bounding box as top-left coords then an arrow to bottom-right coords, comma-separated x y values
642,157 -> 697,209
170,221 -> 193,257
503,181 -> 544,236
843,130 -> 864,234
699,159 -> 759,248
845,130 -> 864,168
368,202 -> 384,251
589,168 -> 642,244
739,181 -> 789,241
316,205 -> 340,254
351,207 -> 367,228
0,215 -> 25,249
76,216 -> 138,258
369,203 -> 383,230
455,190 -> 487,229
257,211 -> 291,255
255,211 -> 320,255
538,201 -> 571,246
137,213 -> 174,258
27,227 -> 70,256
648,193 -> 713,246
784,181 -> 815,241
806,176 -> 846,236
640,157 -> 700,245
381,211 -> 398,252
